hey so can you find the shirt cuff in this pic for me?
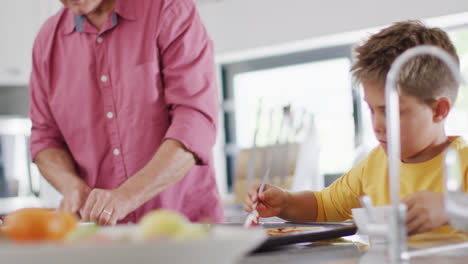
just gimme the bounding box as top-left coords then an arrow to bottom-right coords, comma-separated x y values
30,131 -> 67,161
164,107 -> 216,165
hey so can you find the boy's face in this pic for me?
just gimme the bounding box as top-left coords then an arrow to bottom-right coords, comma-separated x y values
362,81 -> 442,161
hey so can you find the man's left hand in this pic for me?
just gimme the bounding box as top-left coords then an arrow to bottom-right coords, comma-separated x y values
79,188 -> 133,226
402,191 -> 448,235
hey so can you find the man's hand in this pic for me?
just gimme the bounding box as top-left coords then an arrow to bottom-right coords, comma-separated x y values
59,181 -> 91,214
402,191 -> 448,235
35,148 -> 91,215
79,188 -> 134,226
78,139 -> 198,226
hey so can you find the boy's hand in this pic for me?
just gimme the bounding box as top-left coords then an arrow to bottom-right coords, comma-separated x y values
244,183 -> 288,218
402,191 -> 448,235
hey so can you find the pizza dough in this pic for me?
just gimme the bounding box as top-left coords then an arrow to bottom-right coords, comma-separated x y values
266,226 -> 325,236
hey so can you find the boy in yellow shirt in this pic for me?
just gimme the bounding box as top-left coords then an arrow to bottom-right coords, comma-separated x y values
244,20 -> 467,237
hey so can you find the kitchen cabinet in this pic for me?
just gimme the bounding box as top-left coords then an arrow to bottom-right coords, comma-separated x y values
0,0 -> 62,86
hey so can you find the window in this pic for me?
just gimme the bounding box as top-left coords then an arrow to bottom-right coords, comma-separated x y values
221,45 -> 359,190
447,28 -> 468,137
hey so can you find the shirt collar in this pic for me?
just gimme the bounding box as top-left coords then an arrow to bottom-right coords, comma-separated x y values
63,10 -> 77,35
114,0 -> 136,21
74,14 -> 85,33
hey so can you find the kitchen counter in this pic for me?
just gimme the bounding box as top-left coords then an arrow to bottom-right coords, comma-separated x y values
0,196 -> 61,220
224,204 -> 468,264
238,235 -> 468,264
0,196 -> 42,216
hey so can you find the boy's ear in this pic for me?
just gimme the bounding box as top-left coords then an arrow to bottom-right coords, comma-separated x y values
431,97 -> 451,123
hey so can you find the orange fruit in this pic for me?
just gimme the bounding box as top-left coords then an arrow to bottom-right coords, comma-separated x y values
46,210 -> 79,241
2,208 -> 78,242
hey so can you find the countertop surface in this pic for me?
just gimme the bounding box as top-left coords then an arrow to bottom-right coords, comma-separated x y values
225,203 -> 468,264
238,235 -> 468,264
2,201 -> 467,263
0,196 -> 42,216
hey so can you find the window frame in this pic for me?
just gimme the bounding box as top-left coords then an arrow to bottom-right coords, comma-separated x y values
220,44 -> 362,191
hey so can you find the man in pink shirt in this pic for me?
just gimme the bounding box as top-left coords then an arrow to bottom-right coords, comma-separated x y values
29,0 -> 225,225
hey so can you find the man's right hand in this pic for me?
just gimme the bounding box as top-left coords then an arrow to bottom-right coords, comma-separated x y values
243,183 -> 289,218
59,182 -> 91,214
34,148 -> 91,214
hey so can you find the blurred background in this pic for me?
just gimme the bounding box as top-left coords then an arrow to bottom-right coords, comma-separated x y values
2,0 -> 468,218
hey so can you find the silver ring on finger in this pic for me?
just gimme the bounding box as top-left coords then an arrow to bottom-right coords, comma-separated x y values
103,209 -> 113,216
102,209 -> 113,225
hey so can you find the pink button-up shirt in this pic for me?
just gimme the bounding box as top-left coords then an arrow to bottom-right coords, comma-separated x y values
29,0 -> 224,223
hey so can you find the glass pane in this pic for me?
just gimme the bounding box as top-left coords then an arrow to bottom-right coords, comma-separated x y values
233,58 -> 354,175
448,28 -> 468,136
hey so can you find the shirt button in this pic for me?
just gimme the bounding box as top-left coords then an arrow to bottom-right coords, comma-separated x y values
97,37 -> 103,43
101,75 -> 108,82
107,112 -> 114,119
113,148 -> 120,156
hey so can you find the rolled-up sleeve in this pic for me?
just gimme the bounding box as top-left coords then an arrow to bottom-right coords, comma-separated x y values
314,157 -> 365,222
158,0 -> 218,165
29,35 -> 67,161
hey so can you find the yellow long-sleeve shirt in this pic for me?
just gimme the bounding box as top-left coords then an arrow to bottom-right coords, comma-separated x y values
314,136 -> 468,238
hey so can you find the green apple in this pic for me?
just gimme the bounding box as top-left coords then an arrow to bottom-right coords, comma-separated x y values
66,222 -> 98,242
138,209 -> 194,240
173,224 -> 209,240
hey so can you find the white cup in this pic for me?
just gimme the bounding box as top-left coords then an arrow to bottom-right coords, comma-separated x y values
352,206 -> 393,246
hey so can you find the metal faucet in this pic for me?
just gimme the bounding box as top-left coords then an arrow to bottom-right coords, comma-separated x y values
444,147 -> 468,231
359,195 -> 407,256
399,148 -> 468,259
361,45 -> 463,263
402,148 -> 468,259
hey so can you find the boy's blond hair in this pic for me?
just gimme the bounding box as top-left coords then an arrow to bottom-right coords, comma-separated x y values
351,20 -> 460,104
